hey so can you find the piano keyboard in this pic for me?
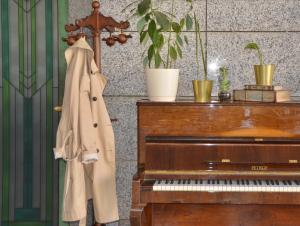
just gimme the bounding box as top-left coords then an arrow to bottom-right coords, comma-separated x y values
153,179 -> 300,192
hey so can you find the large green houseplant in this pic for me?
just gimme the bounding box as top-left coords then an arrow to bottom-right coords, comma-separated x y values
245,42 -> 275,86
123,0 -> 193,101
192,13 -> 213,102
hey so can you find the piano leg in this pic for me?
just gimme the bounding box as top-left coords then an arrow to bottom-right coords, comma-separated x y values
130,204 -> 152,226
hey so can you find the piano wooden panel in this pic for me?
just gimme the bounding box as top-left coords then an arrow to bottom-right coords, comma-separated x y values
138,102 -> 300,165
152,204 -> 300,226
131,101 -> 300,226
145,142 -> 300,170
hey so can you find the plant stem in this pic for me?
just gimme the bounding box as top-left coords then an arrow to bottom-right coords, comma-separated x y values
257,48 -> 264,65
194,13 -> 200,80
166,0 -> 175,68
197,16 -> 207,80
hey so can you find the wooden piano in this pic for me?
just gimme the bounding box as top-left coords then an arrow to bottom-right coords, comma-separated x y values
130,100 -> 300,226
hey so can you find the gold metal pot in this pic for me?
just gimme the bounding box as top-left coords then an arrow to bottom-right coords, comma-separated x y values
192,80 -> 213,103
254,64 -> 275,86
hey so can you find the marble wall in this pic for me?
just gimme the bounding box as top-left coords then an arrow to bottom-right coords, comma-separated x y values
68,0 -> 300,225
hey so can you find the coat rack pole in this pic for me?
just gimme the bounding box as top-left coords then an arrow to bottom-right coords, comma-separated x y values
93,32 -> 101,70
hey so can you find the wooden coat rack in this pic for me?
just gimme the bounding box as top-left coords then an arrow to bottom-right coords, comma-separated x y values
54,0 -> 131,115
64,0 -> 131,70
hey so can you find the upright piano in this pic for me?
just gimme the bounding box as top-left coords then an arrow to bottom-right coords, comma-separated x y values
130,100 -> 300,226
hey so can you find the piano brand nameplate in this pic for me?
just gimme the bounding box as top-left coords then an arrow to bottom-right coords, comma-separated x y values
251,166 -> 268,171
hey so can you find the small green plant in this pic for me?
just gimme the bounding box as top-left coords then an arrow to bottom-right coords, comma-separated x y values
123,0 -> 193,68
219,66 -> 230,92
194,13 -> 207,80
244,42 -> 264,65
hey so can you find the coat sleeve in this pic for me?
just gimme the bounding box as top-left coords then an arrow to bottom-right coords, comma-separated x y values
79,73 -> 99,164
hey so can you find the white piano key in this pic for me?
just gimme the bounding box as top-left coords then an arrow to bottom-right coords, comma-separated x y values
152,179 -> 300,193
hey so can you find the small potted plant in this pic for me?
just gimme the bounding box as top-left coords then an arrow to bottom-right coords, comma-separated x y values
193,13 -> 213,102
123,0 -> 193,101
244,42 -> 275,86
218,66 -> 231,101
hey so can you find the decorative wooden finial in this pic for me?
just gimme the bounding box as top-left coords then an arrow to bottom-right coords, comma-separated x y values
92,1 -> 100,11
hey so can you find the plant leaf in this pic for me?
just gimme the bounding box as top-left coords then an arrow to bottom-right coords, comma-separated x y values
152,30 -> 159,46
145,13 -> 151,21
172,22 -> 181,33
176,43 -> 182,58
138,0 -> 151,15
153,11 -> 170,31
148,44 -> 155,63
157,34 -> 164,49
148,20 -> 157,39
184,35 -> 189,45
176,35 -> 183,46
143,56 -> 149,67
142,32 -> 150,45
186,14 -> 193,30
155,52 -> 162,68
180,18 -> 185,28
245,42 -> 259,50
140,31 -> 147,43
170,46 -> 177,60
137,17 -> 147,33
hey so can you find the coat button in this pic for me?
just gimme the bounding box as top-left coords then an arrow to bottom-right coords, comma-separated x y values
92,97 -> 97,101
93,123 -> 98,128
97,149 -> 99,153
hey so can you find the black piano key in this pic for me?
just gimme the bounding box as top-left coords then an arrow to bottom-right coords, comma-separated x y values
171,180 -> 174,184
195,180 -> 198,184
294,180 -> 299,185
217,179 -> 220,184
165,180 -> 169,184
225,180 -> 227,185
212,180 -> 215,185
275,180 -> 279,185
200,179 -> 203,184
266,180 -> 270,185
283,180 -> 287,185
188,179 -> 191,184
287,180 -> 292,185
229,179 -> 232,185
246,180 -> 249,185
183,180 -> 186,184
237,180 -> 240,185
254,180 -> 257,185
208,179 -> 211,184
241,179 -> 245,185
258,180 -> 262,185
178,179 -> 181,184
158,180 -> 161,184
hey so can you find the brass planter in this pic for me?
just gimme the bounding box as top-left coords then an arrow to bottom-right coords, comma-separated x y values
254,64 -> 275,86
192,80 -> 213,103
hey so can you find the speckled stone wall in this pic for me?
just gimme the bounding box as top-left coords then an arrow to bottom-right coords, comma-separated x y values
68,0 -> 300,225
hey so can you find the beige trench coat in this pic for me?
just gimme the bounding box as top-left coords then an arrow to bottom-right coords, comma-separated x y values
54,37 -> 118,224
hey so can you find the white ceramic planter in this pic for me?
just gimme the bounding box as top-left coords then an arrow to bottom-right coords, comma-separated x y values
145,68 -> 179,102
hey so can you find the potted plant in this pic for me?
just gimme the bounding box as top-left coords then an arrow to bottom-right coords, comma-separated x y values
218,66 -> 231,101
244,42 -> 275,86
192,13 -> 213,102
123,0 -> 193,101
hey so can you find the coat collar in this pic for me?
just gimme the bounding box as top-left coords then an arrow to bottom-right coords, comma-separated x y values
65,37 -> 100,74
71,37 -> 94,52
